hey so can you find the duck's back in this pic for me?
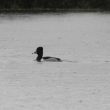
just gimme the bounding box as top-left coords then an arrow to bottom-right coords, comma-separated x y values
43,56 -> 62,62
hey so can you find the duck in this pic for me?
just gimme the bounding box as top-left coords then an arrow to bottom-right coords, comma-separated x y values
33,47 -> 62,62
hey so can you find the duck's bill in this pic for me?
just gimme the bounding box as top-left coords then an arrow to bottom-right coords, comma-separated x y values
32,51 -> 37,54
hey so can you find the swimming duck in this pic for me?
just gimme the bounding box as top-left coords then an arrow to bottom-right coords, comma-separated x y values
33,47 -> 62,62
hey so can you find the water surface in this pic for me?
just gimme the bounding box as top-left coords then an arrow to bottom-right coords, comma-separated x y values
0,12 -> 110,110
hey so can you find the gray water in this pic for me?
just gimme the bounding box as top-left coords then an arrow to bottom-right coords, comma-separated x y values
0,12 -> 110,110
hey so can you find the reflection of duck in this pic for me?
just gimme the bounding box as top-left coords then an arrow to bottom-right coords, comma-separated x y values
33,47 -> 62,62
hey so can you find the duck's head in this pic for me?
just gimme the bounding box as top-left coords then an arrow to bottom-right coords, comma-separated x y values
34,47 -> 43,62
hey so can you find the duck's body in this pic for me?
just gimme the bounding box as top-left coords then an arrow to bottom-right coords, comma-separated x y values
33,47 -> 62,62
43,56 -> 62,62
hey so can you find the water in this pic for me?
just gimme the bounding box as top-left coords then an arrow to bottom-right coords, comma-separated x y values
0,12 -> 110,110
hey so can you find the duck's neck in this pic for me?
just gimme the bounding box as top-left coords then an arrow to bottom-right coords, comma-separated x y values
36,55 -> 42,62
